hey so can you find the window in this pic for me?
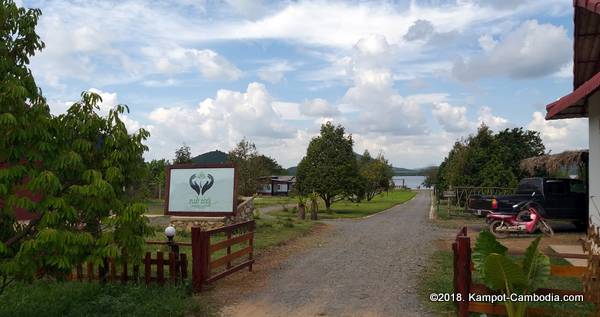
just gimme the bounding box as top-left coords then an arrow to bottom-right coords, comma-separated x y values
545,180 -> 568,195
570,180 -> 586,194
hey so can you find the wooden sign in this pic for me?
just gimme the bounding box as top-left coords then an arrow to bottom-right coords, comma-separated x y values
164,163 -> 237,217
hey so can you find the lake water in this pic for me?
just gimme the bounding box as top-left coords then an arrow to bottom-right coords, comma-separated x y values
392,175 -> 426,189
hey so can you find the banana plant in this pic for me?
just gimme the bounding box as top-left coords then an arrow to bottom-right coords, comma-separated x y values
472,230 -> 550,317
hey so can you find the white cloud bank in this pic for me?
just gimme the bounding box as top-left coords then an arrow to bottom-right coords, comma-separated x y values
453,20 -> 571,81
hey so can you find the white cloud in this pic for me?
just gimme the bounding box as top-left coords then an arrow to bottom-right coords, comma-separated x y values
403,19 -> 435,42
453,20 -> 571,81
143,47 -> 242,80
432,102 -> 471,133
477,106 -> 511,130
527,112 -> 588,152
257,60 -> 294,83
300,98 -> 339,117
145,82 -> 296,161
225,0 -> 267,20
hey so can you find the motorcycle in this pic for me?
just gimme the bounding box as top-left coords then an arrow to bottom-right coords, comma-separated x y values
486,201 -> 554,238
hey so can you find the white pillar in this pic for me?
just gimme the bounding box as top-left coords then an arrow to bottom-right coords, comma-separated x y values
589,91 -> 600,227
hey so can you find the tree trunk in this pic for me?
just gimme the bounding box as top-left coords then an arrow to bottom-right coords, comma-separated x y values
298,204 -> 305,220
324,198 -> 331,211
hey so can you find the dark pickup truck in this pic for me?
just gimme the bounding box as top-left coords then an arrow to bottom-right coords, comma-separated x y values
468,177 -> 587,225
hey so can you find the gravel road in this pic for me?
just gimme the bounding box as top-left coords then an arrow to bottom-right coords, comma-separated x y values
221,190 -> 443,317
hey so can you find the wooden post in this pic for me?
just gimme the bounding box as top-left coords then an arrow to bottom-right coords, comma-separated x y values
121,261 -> 128,283
226,229 -> 232,269
248,221 -> 255,272
109,258 -> 117,282
157,251 -> 164,286
191,226 -> 210,292
453,228 -> 471,317
144,252 -> 152,286
87,262 -> 94,282
76,264 -> 83,282
169,252 -> 177,282
133,264 -> 139,283
180,253 -> 188,280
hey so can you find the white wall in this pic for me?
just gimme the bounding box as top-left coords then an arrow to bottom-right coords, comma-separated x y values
589,91 -> 600,227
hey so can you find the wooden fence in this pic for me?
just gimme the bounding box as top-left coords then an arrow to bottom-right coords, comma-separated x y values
192,220 -> 255,292
453,227 -> 593,317
68,250 -> 188,285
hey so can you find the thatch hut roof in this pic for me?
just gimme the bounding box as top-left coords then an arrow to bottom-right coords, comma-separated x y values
520,150 -> 588,176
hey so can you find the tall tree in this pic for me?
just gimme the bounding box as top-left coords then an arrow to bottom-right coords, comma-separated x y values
174,144 -> 192,164
359,153 -> 394,201
296,122 -> 359,210
436,124 -> 545,194
0,0 -> 151,294
228,138 -> 267,196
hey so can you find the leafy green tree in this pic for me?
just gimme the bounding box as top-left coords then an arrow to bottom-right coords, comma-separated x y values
174,144 -> 192,164
436,124 -> 545,196
0,0 -> 151,294
296,122 -> 360,210
359,152 -> 394,201
254,155 -> 287,175
228,138 -> 267,196
146,159 -> 170,199
421,166 -> 439,188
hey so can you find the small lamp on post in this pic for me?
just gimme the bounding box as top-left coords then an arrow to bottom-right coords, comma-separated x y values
164,225 -> 181,279
164,225 -> 178,254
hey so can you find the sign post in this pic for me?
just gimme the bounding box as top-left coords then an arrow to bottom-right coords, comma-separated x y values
164,163 -> 237,217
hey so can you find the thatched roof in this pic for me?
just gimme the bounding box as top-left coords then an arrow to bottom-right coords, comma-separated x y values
520,150 -> 588,175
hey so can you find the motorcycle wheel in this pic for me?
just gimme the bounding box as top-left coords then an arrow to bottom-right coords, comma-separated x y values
539,220 -> 554,237
490,220 -> 509,238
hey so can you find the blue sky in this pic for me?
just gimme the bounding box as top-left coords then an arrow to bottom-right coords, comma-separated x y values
24,0 -> 588,168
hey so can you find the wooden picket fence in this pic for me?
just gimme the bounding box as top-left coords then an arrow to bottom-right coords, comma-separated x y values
453,226 -> 594,317
191,220 -> 255,292
68,249 -> 188,285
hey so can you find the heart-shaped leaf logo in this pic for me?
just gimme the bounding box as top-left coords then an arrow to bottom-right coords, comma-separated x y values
189,173 -> 214,196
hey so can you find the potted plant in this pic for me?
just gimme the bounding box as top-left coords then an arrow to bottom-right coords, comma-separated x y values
472,230 -> 551,317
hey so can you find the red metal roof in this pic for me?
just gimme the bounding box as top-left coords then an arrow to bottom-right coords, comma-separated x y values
574,0 -> 600,15
546,0 -> 600,119
545,71 -> 600,119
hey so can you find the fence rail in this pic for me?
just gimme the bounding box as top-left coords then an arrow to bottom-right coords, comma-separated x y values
453,226 -> 592,317
192,220 -> 255,292
68,251 -> 188,285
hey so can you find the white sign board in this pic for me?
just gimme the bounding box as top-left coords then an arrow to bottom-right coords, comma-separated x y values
165,164 -> 237,216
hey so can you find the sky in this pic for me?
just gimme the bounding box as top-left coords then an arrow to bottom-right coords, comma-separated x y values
23,0 -> 588,168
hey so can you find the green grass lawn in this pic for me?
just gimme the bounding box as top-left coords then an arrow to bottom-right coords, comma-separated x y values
0,282 -> 216,317
419,250 -> 595,316
272,190 -> 416,219
253,195 -> 295,209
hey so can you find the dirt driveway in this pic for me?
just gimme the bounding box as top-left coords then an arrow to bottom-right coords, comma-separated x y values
218,191 -> 447,317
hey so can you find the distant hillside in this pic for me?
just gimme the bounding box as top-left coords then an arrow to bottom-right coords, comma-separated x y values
286,153 -> 428,176
191,150 -> 228,164
286,166 -> 297,175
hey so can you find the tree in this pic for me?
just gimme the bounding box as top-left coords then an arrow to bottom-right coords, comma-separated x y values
146,159 -> 170,199
421,166 -> 439,188
359,152 -> 394,201
436,124 -> 545,196
254,155 -> 287,175
228,139 -> 267,196
0,0 -> 151,294
296,122 -> 360,210
174,144 -> 192,164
